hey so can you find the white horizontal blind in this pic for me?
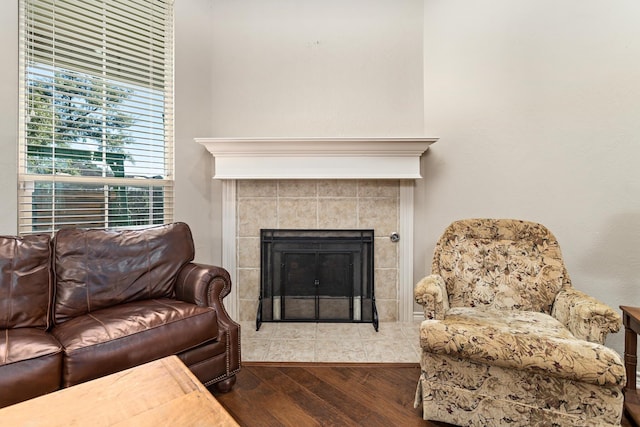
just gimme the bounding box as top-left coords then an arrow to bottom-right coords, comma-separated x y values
18,0 -> 174,234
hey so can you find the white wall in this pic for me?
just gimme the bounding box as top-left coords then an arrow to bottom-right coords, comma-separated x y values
417,0 -> 640,353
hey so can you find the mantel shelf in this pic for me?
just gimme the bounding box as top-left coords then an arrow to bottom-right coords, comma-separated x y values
195,137 -> 438,180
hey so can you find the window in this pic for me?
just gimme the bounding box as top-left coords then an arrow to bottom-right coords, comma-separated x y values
18,0 -> 174,234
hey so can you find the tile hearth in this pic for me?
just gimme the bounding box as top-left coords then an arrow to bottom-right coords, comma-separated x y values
240,321 -> 422,363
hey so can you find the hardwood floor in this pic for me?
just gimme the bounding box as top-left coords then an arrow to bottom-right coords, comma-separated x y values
212,362 -> 451,427
213,363 -> 634,427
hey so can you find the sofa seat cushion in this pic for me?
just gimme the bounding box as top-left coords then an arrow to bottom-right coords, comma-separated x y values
51,298 -> 219,387
0,328 -> 63,407
420,307 -> 625,386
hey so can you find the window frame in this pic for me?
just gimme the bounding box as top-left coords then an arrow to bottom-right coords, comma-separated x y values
18,0 -> 175,235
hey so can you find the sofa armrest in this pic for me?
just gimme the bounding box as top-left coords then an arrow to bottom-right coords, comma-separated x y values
414,274 -> 449,320
175,263 -> 228,305
175,263 -> 237,326
175,262 -> 239,330
551,287 -> 621,344
175,263 -> 240,377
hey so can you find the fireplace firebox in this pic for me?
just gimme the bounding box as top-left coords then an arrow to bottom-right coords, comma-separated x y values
257,229 -> 377,331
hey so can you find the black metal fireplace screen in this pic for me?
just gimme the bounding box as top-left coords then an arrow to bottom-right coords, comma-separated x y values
257,229 -> 377,331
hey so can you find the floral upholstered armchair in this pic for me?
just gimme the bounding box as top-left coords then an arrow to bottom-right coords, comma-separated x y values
414,218 -> 625,427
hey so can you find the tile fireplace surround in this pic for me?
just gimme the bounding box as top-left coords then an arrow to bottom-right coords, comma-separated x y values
197,137 -> 437,343
237,178 -> 398,323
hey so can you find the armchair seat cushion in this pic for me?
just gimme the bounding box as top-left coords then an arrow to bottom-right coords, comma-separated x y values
52,298 -> 218,386
420,307 -> 625,387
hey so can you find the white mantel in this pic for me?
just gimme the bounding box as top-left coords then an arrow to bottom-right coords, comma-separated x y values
196,137 -> 437,180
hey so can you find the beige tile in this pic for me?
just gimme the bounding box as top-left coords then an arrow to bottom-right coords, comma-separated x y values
239,322 -> 420,363
358,198 -> 398,235
364,322 -> 405,339
364,339 -> 419,363
278,198 -> 318,229
237,237 -> 260,268
356,323 -> 382,340
266,339 -> 316,362
237,268 -> 260,300
278,180 -> 317,197
400,321 -> 422,339
238,298 -> 259,322
318,180 -> 357,197
375,299 -> 398,322
374,268 -> 398,300
374,238 -> 398,269
273,323 -> 317,339
242,339 -> 272,361
315,339 -> 367,362
241,321 -> 276,339
358,180 -> 399,197
316,323 -> 363,340
237,180 -> 277,197
318,198 -> 358,229
238,198 -> 277,237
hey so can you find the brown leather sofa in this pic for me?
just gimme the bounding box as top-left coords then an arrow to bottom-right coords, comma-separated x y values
0,222 -> 240,408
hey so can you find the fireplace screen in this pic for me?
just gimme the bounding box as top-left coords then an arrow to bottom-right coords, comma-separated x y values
257,229 -> 377,330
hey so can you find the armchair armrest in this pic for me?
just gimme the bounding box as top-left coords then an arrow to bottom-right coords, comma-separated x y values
414,274 -> 449,320
551,286 -> 621,345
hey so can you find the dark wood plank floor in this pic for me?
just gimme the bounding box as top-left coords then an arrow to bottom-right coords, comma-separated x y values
214,363 -> 635,427
212,363 -> 451,427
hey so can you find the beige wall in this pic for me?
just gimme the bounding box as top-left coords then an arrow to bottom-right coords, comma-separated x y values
174,0 -> 221,265
417,0 -> 640,354
0,2 -> 18,233
207,0 -> 425,137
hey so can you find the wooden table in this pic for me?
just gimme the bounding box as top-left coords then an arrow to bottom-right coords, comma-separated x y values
621,305 -> 640,426
0,355 -> 239,426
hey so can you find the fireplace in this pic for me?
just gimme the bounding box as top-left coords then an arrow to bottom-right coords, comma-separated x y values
257,229 -> 377,330
196,137 -> 438,323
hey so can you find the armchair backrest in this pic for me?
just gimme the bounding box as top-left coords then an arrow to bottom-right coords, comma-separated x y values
432,218 -> 568,314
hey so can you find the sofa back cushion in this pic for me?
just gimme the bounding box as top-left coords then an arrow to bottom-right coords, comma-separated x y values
0,234 -> 52,329
53,222 -> 195,324
432,218 -> 566,314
